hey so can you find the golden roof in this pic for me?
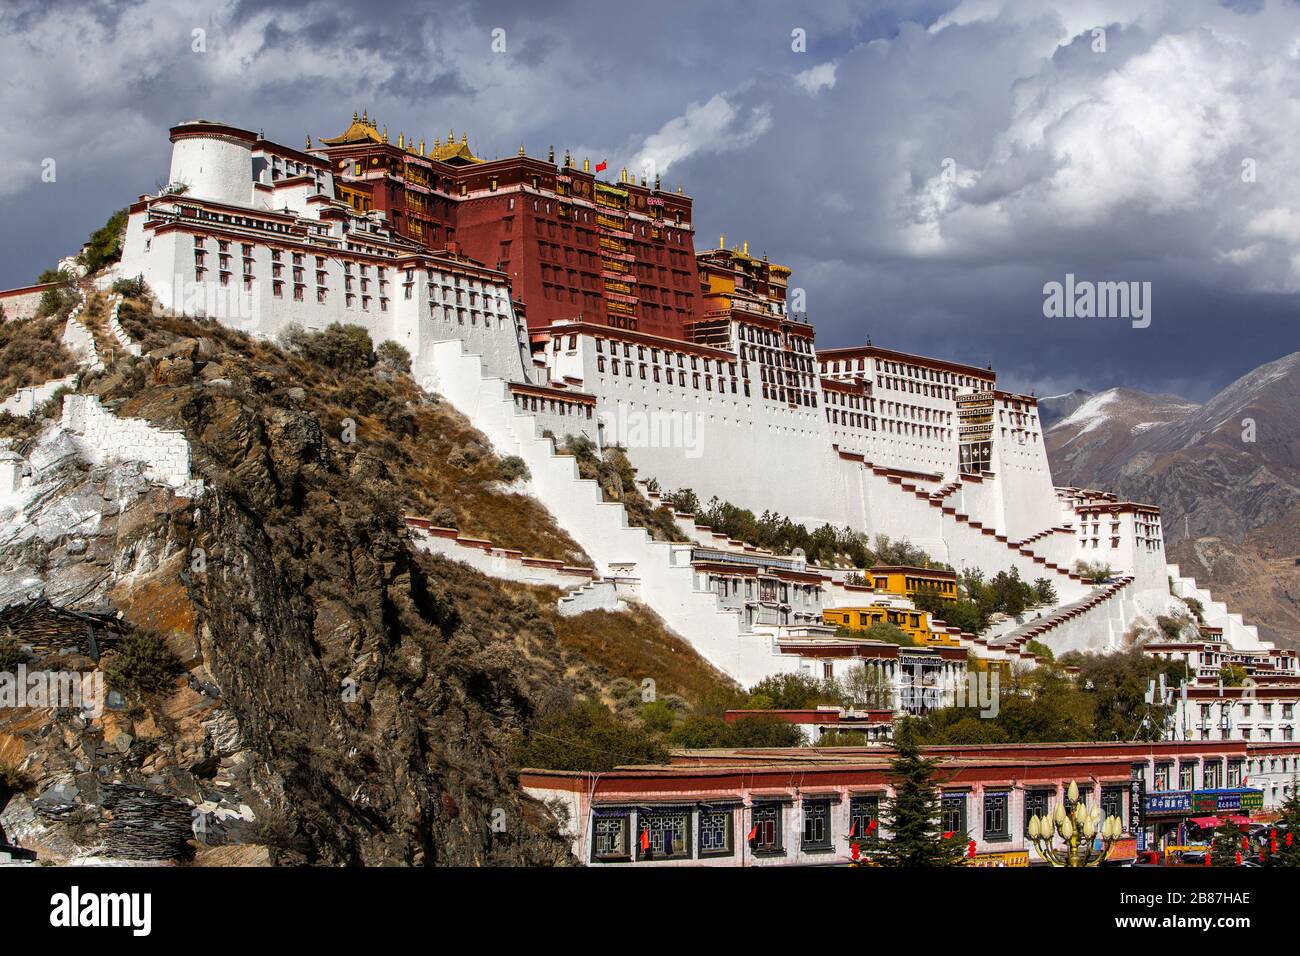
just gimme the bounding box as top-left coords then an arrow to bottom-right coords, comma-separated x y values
320,111 -> 386,146
430,132 -> 483,166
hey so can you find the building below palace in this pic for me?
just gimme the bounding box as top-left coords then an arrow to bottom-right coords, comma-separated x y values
522,740 -> 1297,867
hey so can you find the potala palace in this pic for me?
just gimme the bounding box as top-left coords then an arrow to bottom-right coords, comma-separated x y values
11,115 -> 1295,743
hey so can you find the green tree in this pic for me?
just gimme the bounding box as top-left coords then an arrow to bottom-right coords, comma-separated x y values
79,208 -> 128,273
1025,639 -> 1054,662
1269,783 -> 1300,866
839,663 -> 893,709
859,725 -> 968,866
1219,663 -> 1247,687
1210,820 -> 1246,867
1032,578 -> 1057,605
746,673 -> 837,709
375,339 -> 411,373
513,700 -> 668,772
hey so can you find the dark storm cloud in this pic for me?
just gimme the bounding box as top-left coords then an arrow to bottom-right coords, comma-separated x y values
2,0 -> 1297,400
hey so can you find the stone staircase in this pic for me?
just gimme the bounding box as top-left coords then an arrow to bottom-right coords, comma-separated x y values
424,339 -> 784,685
980,575 -> 1136,661
861,463 -> 1091,602
1167,564 -> 1265,650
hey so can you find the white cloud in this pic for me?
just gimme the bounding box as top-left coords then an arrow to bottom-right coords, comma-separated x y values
794,61 -> 837,96
635,92 -> 771,175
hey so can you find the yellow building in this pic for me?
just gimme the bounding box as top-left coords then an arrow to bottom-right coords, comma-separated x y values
869,565 -> 958,603
823,604 -> 961,647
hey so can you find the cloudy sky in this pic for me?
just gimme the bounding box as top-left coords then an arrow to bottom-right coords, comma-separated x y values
3,0 -> 1298,399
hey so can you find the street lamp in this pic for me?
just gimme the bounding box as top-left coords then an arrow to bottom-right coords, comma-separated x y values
1027,780 -> 1125,867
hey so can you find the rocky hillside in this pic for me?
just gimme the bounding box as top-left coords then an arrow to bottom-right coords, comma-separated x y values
1045,352 -> 1300,648
0,289 -> 733,865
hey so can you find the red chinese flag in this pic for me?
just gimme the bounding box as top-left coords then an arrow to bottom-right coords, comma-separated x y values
595,160 -> 608,173
639,829 -> 649,852
942,831 -> 954,840
867,819 -> 878,833
747,824 -> 758,842
849,821 -> 858,837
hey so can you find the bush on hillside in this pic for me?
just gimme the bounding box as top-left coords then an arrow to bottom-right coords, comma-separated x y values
79,208 -> 128,274
375,339 -> 411,373
104,629 -> 184,698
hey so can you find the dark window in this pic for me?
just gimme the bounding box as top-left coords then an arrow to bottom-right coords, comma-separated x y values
591,813 -> 630,862
1101,787 -> 1124,826
983,792 -> 1009,841
750,803 -> 784,855
1024,790 -> 1052,831
802,800 -> 832,851
698,808 -> 733,858
637,810 -> 690,861
848,795 -> 879,839
940,793 -> 967,836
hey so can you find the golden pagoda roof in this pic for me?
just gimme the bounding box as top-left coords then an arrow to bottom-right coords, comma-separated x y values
430,132 -> 483,166
320,111 -> 385,146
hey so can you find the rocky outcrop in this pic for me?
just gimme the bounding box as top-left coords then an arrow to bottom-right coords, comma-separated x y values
1,300 -> 650,865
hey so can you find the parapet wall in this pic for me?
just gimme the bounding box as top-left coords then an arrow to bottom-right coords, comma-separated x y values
405,518 -> 596,587
60,394 -> 203,497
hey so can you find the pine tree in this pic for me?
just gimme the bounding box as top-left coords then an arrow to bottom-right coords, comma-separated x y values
1210,820 -> 1245,867
860,723 -> 967,866
1270,780 -> 1300,867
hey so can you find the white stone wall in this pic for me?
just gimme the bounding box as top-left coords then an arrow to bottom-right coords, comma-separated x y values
169,134 -> 255,206
558,580 -> 630,616
106,297 -> 142,357
1167,564 -> 1264,650
60,394 -> 203,497
406,521 -> 596,589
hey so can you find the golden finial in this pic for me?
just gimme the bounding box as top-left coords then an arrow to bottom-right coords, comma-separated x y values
640,174 -> 647,187
743,240 -> 749,255
398,132 -> 405,149
519,144 -> 525,157
352,110 -> 359,123
419,138 -> 426,156
564,148 -> 571,167
382,125 -> 388,143
434,134 -> 441,148
461,132 -> 467,145
719,234 -> 725,249
583,158 -> 590,173
448,129 -> 454,144
654,173 -> 660,190
306,135 -> 312,149
548,145 -> 555,163
362,109 -> 369,124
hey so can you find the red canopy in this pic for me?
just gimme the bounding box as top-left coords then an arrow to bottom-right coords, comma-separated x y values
1228,815 -> 1253,827
1188,816 -> 1221,828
